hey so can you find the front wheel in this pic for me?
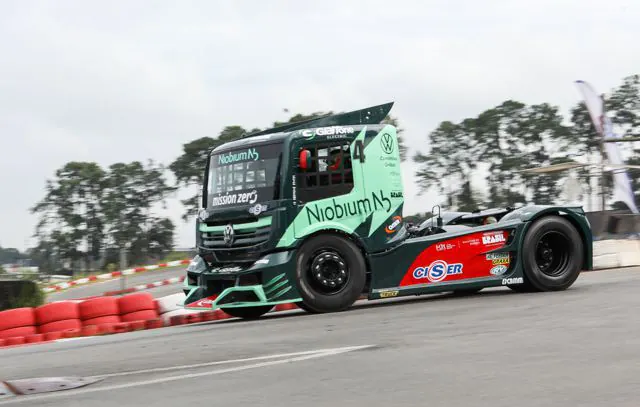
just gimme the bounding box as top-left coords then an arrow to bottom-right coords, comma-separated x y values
294,233 -> 367,313
515,215 -> 584,292
220,305 -> 274,320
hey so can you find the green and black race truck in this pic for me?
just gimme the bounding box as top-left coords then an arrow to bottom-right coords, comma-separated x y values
182,102 -> 593,319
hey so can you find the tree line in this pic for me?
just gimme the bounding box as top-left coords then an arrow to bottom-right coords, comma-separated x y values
412,73 -> 640,216
26,74 -> 638,274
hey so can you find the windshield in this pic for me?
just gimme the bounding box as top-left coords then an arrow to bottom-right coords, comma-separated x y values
207,142 -> 282,208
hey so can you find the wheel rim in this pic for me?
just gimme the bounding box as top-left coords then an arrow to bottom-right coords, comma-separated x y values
306,249 -> 350,295
534,230 -> 571,277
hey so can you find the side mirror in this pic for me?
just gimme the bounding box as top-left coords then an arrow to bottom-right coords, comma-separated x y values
299,149 -> 311,170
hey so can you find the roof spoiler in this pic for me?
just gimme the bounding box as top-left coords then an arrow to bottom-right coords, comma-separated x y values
243,102 -> 394,138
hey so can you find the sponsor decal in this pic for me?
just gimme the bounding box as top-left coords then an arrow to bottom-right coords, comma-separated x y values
486,252 -> 510,265
248,203 -> 268,216
490,265 -> 508,275
210,265 -> 243,274
502,277 -> 523,285
211,190 -> 258,207
462,238 -> 481,246
391,191 -> 403,198
482,231 -> 506,245
292,174 -> 297,201
380,290 -> 399,298
380,133 -> 395,154
302,126 -> 355,139
385,216 -> 402,234
185,295 -> 219,309
304,189 -> 392,224
218,148 -> 259,165
435,242 -> 456,252
413,260 -> 463,283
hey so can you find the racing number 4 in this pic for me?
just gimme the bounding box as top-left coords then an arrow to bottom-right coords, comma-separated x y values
353,140 -> 366,163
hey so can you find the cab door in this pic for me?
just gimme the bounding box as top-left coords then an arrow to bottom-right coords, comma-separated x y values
290,135 -> 365,240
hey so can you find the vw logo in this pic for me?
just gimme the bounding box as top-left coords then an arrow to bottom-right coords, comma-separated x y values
223,224 -> 234,246
380,133 -> 394,154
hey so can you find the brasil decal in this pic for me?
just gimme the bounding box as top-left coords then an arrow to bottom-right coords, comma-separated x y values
399,230 -> 510,287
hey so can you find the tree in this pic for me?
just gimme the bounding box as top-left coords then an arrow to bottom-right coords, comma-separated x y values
30,161 -> 106,273
102,160 -> 176,265
413,100 -> 574,210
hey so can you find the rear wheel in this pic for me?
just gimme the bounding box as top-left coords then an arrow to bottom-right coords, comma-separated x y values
511,215 -> 583,292
295,234 -> 366,313
220,305 -> 273,320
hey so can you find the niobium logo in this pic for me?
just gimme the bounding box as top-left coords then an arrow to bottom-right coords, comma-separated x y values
380,133 -> 394,154
218,148 -> 259,165
223,224 -> 234,246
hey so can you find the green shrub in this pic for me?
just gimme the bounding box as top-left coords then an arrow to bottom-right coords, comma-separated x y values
0,280 -> 45,311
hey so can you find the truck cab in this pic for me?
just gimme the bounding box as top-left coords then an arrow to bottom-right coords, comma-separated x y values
184,102 -> 406,316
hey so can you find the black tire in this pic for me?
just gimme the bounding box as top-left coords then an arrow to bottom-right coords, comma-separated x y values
516,215 -> 584,292
295,233 -> 367,313
220,305 -> 273,320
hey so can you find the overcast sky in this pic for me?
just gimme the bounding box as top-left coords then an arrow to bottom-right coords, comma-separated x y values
1,0 -> 639,252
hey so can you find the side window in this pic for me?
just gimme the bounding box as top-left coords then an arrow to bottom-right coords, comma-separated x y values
295,141 -> 354,203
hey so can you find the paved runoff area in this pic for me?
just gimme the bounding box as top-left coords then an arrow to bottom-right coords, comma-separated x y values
4,266 -> 640,407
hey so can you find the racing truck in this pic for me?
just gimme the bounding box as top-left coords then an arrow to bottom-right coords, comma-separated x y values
182,102 -> 593,319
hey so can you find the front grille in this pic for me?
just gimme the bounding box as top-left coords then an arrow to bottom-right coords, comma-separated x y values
200,217 -> 272,249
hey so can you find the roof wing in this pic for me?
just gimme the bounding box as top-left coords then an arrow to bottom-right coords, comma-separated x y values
245,102 -> 394,138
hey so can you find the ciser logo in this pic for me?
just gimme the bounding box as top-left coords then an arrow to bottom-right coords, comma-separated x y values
218,148 -> 259,165
413,260 -> 463,283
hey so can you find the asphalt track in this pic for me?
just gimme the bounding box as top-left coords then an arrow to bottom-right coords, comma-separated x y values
5,266 -> 640,407
46,267 -> 187,302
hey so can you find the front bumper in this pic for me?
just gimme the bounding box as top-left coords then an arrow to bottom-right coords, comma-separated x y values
181,250 -> 301,310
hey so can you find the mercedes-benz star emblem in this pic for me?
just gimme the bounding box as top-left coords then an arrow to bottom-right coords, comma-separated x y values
223,224 -> 234,246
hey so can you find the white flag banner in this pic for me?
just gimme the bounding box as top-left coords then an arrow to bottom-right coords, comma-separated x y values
575,80 -> 639,214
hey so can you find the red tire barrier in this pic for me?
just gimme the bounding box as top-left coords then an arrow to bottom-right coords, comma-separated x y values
62,329 -> 81,339
38,319 -> 83,334
0,307 -> 36,331
35,302 -> 79,326
81,325 -> 99,337
112,322 -> 131,334
120,310 -> 159,323
0,326 -> 38,340
117,292 -> 155,315
5,336 -> 26,346
79,297 -> 119,321
128,320 -> 146,331
43,331 -> 64,341
145,318 -> 163,329
82,315 -> 121,326
96,323 -> 116,335
25,334 -> 45,344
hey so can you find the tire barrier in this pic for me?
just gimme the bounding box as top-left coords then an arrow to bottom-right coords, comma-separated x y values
42,259 -> 192,294
0,290 -> 304,349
